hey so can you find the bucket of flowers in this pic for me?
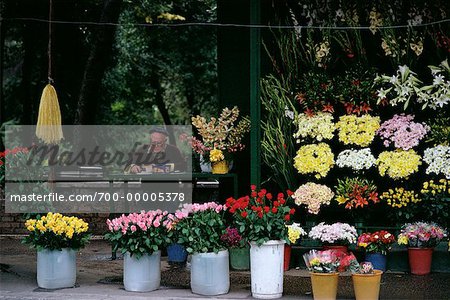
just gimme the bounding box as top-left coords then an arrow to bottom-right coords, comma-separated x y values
284,223 -> 307,271
221,227 -> 249,270
309,222 -> 358,254
23,213 -> 90,289
397,221 -> 447,275
357,230 -> 395,271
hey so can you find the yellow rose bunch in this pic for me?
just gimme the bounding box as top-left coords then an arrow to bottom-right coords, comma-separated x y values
376,150 -> 421,179
335,115 -> 380,147
380,188 -> 421,208
209,148 -> 225,162
25,213 -> 88,239
293,143 -> 334,179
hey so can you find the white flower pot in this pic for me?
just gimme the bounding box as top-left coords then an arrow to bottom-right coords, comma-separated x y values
123,251 -> 161,292
250,240 -> 285,299
191,250 -> 230,295
37,248 -> 76,289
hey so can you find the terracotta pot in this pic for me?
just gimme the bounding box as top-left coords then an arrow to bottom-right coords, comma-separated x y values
323,245 -> 348,254
283,245 -> 291,271
408,248 -> 433,275
310,272 -> 339,300
352,270 -> 383,300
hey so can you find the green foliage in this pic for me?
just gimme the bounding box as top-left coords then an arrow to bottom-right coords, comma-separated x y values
23,231 -> 91,252
177,208 -> 227,254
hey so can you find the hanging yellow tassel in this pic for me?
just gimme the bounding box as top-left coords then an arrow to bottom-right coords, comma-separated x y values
35,84 -> 63,144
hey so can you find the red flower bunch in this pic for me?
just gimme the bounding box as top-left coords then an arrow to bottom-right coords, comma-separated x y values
357,230 -> 396,255
225,185 -> 296,245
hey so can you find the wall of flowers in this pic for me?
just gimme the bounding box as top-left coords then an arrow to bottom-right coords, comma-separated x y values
260,0 -> 449,227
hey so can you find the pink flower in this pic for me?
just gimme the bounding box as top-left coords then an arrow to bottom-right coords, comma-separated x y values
130,225 -> 137,232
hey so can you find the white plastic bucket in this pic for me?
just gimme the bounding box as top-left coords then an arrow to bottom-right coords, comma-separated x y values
190,249 -> 230,295
123,251 -> 161,292
250,240 -> 285,299
37,248 -> 76,289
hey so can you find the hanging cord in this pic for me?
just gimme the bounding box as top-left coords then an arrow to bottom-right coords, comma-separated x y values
47,0 -> 53,84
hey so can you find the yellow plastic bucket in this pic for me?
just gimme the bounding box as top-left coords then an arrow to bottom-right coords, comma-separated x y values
310,272 -> 339,300
352,270 -> 383,300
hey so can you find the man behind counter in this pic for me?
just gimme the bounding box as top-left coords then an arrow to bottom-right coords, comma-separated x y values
125,127 -> 187,173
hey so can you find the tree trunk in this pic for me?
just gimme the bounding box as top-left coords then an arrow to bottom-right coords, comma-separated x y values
75,0 -> 122,125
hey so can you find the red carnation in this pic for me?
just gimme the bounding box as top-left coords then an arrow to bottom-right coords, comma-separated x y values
272,207 -> 278,213
284,215 -> 290,221
264,206 -> 270,213
289,208 -> 295,215
251,184 -> 256,191
266,193 -> 273,200
287,190 -> 294,196
241,211 -> 248,218
251,191 -> 257,198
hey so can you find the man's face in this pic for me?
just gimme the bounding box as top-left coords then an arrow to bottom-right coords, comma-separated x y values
150,132 -> 167,153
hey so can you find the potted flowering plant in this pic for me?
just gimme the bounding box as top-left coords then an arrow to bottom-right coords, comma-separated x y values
284,223 -> 306,271
175,202 -> 229,296
225,186 -> 295,299
105,210 -> 170,292
165,210 -> 190,265
309,222 -> 358,253
23,213 -> 90,289
221,227 -> 249,270
397,221 -> 447,275
191,106 -> 250,174
357,230 -> 396,271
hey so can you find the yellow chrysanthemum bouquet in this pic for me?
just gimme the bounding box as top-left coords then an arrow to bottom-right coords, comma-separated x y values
293,143 -> 334,179
23,213 -> 90,250
335,115 -> 380,147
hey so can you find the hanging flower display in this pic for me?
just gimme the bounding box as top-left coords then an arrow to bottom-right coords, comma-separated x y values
335,115 -> 380,147
293,112 -> 335,143
376,150 -> 421,179
293,143 -> 335,179
377,114 -> 429,150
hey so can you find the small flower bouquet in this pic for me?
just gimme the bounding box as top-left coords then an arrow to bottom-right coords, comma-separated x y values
336,148 -> 376,171
225,186 -> 295,245
397,222 -> 447,248
292,182 -> 334,214
293,143 -> 335,179
286,223 -> 307,244
357,231 -> 396,255
191,106 -> 251,164
309,222 -> 358,246
376,150 -> 421,179
335,115 -> 380,147
423,145 -> 450,178
377,114 -> 429,150
335,177 -> 379,209
105,210 -> 170,258
24,213 -> 90,251
303,250 -> 340,273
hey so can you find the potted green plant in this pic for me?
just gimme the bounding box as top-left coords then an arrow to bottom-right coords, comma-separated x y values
221,227 -> 249,270
105,210 -> 170,292
23,213 -> 90,289
176,202 -> 229,296
225,185 -> 296,299
397,221 -> 447,275
357,230 -> 396,271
